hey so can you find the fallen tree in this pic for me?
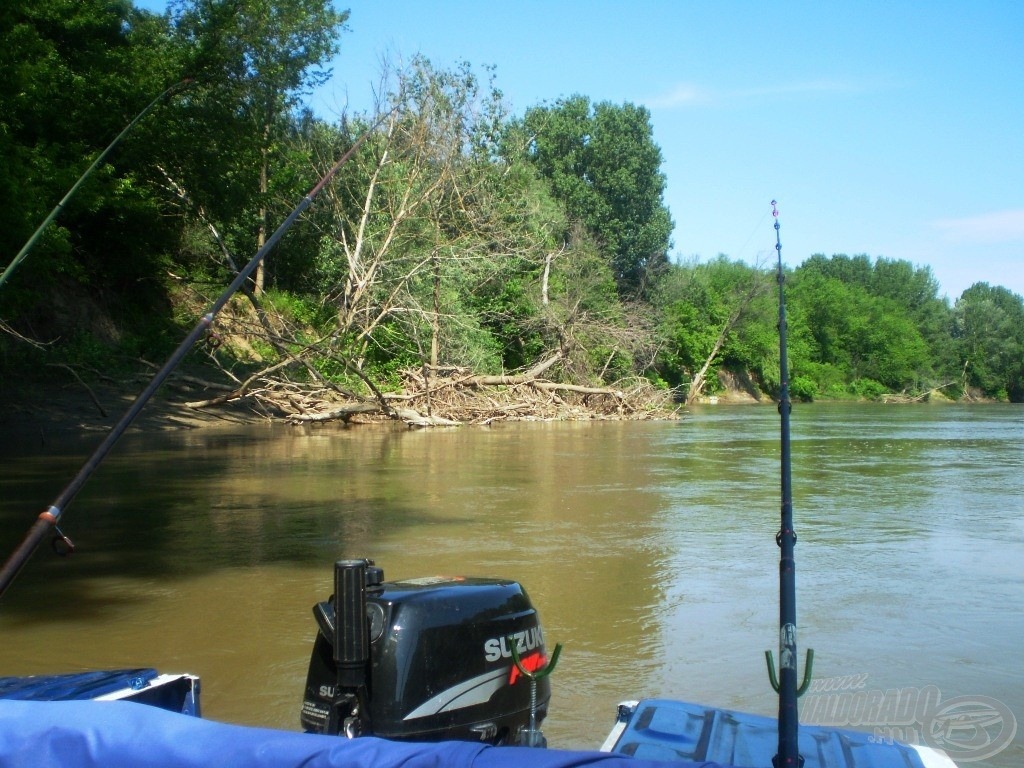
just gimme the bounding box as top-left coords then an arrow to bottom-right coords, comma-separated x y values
178,354 -> 679,427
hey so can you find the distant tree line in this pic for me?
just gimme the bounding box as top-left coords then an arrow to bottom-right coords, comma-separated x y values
2,0 -> 1022,408
658,254 -> 1024,402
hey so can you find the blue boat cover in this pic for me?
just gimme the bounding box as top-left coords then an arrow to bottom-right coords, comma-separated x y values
0,668 -> 160,700
0,700 -> 729,768
0,668 -> 200,716
607,699 -> 933,768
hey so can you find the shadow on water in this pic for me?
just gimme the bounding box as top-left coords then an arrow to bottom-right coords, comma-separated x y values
0,419 -> 682,742
0,423 -> 445,618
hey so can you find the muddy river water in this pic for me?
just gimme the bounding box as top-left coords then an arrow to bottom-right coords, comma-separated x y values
1,404 -> 1021,766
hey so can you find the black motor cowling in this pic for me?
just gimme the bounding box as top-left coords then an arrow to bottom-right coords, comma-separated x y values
300,559 -> 552,745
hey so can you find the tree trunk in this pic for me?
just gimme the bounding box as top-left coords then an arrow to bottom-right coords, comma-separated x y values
685,273 -> 770,405
254,119 -> 271,295
431,251 -> 440,367
686,327 -> 729,405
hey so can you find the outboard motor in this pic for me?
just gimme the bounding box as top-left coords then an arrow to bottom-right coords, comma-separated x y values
301,559 -> 553,745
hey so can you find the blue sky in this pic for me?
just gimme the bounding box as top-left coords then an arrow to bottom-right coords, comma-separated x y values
134,1 -> 1023,301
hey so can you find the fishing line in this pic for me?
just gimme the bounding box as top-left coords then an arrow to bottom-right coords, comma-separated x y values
0,79 -> 194,291
731,206 -> 773,266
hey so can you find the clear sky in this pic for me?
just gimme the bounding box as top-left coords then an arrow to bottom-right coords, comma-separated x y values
134,1 -> 1024,301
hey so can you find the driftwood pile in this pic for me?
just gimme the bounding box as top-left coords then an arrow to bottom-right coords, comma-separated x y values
180,356 -> 681,427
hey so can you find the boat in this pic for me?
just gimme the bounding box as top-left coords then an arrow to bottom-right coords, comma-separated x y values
0,565 -> 960,767
0,567 -> 959,767
0,201 -> 962,767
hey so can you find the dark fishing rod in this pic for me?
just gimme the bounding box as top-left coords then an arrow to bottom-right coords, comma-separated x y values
0,121 -> 382,601
0,79 -> 193,291
765,200 -> 812,768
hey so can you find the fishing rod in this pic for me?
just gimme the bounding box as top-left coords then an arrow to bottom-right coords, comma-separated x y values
764,200 -> 813,768
0,79 -> 193,291
0,119 -> 383,601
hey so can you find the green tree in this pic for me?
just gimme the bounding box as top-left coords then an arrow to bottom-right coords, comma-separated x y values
516,95 -> 673,296
162,0 -> 347,293
953,283 -> 1024,400
791,255 -> 935,395
870,257 -> 955,382
654,256 -> 770,401
1,0 -> 180,349
286,57 -> 563,386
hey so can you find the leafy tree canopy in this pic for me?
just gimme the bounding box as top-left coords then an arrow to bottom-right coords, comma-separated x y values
954,283 -> 1024,400
3,4 -> 1024,409
514,95 -> 673,297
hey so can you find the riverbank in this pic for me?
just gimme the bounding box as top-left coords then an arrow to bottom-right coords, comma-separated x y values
0,371 -> 979,445
1,370 -> 677,441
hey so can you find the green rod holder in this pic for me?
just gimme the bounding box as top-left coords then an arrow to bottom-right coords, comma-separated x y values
765,647 -> 814,697
510,636 -> 562,747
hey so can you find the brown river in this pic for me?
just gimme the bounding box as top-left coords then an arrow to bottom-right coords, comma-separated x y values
1,404 -> 1021,766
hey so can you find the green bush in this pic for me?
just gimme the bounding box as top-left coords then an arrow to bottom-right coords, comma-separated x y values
790,375 -> 818,402
850,378 -> 887,400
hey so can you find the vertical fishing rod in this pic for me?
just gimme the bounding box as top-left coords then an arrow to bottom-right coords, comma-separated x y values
0,121 -> 382,601
0,79 -> 193,291
765,200 -> 811,768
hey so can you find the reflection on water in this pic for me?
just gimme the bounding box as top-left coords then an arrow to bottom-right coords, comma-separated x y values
1,405 -> 1021,766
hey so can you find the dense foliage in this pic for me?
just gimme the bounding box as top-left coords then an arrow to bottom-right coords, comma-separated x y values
2,0 -> 1023,404
512,96 -> 673,297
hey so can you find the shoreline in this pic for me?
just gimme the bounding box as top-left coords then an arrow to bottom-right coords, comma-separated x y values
2,378 -> 999,447
1,380 -> 260,442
